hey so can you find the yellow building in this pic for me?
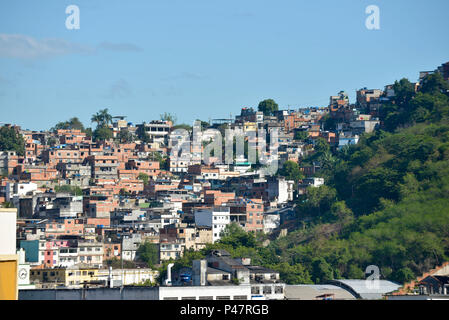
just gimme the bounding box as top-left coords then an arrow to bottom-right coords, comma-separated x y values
0,208 -> 18,300
30,263 -> 100,288
243,122 -> 257,132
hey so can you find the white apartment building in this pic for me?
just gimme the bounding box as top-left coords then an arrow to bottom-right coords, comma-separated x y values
6,181 -> 38,202
159,242 -> 183,261
58,247 -> 78,268
77,242 -> 103,268
194,207 -> 230,243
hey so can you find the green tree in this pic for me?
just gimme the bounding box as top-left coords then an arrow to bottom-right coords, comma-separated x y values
279,160 -> 304,183
218,223 -> 257,248
84,127 -> 93,138
294,131 -> 309,141
267,262 -> 312,284
91,108 -> 113,127
137,241 -> 159,268
297,185 -> 337,219
346,265 -> 364,279
0,126 -> 25,156
160,112 -> 177,124
172,124 -> 192,131
116,129 -> 134,143
419,73 -> 449,95
392,78 -> 416,107
311,258 -> 334,283
105,257 -> 137,269
321,114 -> 337,131
314,137 -> 330,156
137,173 -> 150,185
393,267 -> 415,284
136,123 -> 151,143
93,125 -> 113,142
330,201 -> 354,224
258,99 -> 279,116
51,117 -> 85,132
54,185 -> 83,196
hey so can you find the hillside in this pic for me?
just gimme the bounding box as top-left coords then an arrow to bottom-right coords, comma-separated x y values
151,73 -> 449,286
265,73 -> 449,284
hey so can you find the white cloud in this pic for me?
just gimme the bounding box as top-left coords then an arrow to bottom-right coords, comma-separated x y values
0,33 -> 94,59
0,34 -> 143,60
98,42 -> 143,52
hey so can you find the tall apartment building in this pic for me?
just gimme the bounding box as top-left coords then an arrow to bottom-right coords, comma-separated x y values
84,155 -> 119,180
194,207 -> 231,243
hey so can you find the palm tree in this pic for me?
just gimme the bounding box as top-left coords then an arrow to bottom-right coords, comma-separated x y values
91,108 -> 112,127
91,112 -> 102,127
99,108 -> 112,126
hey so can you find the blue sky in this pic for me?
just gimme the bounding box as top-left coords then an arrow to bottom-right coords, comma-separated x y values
1,0 -> 448,131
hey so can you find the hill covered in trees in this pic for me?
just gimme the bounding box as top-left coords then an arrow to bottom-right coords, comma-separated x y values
152,73 -> 449,286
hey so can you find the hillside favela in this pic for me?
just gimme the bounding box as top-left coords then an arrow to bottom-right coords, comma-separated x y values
1,60 -> 449,301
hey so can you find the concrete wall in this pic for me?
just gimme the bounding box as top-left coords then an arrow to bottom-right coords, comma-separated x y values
0,209 -> 17,255
19,287 -> 159,300
19,286 -> 251,300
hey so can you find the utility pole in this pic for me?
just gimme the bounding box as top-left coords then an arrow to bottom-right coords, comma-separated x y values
121,239 -> 124,291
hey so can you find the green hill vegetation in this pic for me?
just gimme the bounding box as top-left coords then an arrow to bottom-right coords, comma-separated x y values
154,73 -> 449,286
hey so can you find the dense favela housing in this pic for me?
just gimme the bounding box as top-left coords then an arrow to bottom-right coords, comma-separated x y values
1,61 -> 448,300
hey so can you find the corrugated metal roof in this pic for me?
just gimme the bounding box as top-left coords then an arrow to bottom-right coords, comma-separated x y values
330,279 -> 401,299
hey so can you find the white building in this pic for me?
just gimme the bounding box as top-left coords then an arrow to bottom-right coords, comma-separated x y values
97,267 -> 159,287
159,285 -> 251,300
0,208 -> 19,299
194,207 -> 230,243
6,182 -> 38,202
77,242 -> 103,268
17,248 -> 35,290
267,177 -> 294,204
263,213 -> 281,234
58,247 -> 79,268
159,242 -> 183,261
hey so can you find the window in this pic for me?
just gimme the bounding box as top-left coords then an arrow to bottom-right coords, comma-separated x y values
216,296 -> 230,300
263,286 -> 272,294
233,295 -> 247,300
198,296 -> 213,300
